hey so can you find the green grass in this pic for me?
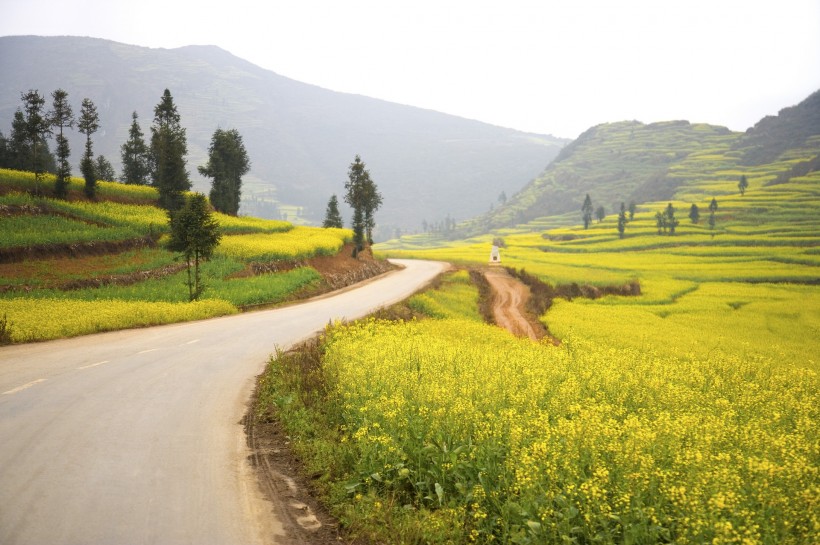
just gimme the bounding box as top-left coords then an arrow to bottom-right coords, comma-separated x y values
0,214 -> 144,248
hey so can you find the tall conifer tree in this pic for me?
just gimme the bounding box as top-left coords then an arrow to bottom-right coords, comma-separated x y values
581,194 -> 593,229
344,155 -> 381,255
120,111 -> 150,185
20,90 -> 51,194
78,98 -> 100,199
49,89 -> 74,198
150,89 -> 190,210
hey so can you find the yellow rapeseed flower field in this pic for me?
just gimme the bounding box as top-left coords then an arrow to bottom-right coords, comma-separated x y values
316,317 -> 818,544
0,298 -> 237,342
218,226 -> 352,261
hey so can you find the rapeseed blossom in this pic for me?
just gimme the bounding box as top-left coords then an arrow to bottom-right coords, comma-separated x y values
319,318 -> 818,544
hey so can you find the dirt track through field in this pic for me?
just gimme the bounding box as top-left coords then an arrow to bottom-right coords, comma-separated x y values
483,267 -> 541,341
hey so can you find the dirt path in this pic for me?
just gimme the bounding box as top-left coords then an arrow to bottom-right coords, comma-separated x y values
483,267 -> 542,341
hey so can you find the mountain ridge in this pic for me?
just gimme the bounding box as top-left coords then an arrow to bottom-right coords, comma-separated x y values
460,89 -> 820,235
0,35 -> 567,236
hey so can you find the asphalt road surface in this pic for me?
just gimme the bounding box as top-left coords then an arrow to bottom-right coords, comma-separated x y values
0,259 -> 448,545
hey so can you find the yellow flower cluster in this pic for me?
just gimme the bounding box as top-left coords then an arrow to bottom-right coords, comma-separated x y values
217,226 -> 352,261
212,212 -> 292,234
321,317 -> 819,544
0,298 -> 237,342
47,199 -> 169,230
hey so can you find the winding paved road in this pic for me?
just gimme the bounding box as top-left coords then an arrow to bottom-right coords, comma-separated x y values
0,259 -> 448,545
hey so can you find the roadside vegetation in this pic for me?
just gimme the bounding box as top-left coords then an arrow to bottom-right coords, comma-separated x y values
0,168 -> 358,342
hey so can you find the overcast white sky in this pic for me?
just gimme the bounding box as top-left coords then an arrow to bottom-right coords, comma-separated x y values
2,0 -> 819,138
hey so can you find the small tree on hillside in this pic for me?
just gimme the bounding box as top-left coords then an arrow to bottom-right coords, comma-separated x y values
666,203 -> 679,235
7,110 -> 55,174
77,98 -> 100,199
689,203 -> 700,224
655,210 -> 668,235
167,193 -> 222,301
322,194 -> 343,228
738,174 -> 748,196
581,194 -> 593,229
628,200 -> 637,221
95,155 -> 116,182
199,128 -> 250,216
595,205 -> 606,223
49,89 -> 74,198
120,111 -> 150,185
617,202 -> 628,239
708,198 -> 718,235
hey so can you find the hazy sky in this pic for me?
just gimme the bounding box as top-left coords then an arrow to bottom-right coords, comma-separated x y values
2,0 -> 819,138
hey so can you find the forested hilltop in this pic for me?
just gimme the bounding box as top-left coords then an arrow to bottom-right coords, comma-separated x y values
0,35 -> 566,236
455,89 -> 820,236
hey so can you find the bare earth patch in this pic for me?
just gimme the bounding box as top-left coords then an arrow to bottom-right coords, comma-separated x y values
483,267 -> 547,341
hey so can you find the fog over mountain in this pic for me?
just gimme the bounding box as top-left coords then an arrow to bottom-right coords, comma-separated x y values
0,36 -> 567,237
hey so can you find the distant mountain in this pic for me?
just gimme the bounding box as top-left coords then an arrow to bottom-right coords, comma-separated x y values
0,36 -> 567,237
735,90 -> 820,165
464,90 -> 820,234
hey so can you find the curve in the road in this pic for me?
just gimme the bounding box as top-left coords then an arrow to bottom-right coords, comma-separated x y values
0,259 -> 448,545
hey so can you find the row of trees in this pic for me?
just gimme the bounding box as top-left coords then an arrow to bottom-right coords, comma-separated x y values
654,198 -> 719,236
0,89 -> 105,199
1,88 -> 250,215
582,193 -> 722,239
322,155 -> 382,257
581,194 -> 637,229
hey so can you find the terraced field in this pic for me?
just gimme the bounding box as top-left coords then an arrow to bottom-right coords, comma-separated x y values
0,169 -> 355,342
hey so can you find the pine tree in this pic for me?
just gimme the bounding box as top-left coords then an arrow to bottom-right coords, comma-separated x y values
95,155 -> 116,182
322,194 -> 343,228
8,111 -> 28,171
628,201 -> 637,221
198,128 -> 250,216
77,98 -> 100,199
738,174 -> 748,196
708,198 -> 718,234
595,205 -> 606,223
0,131 -> 8,168
49,89 -> 74,198
689,203 -> 700,224
666,203 -> 679,235
363,176 -> 383,244
344,155 -> 381,255
617,202 -> 628,239
120,111 -> 150,185
150,89 -> 190,211
655,211 -> 668,235
20,90 -> 52,194
8,110 -> 55,174
581,194 -> 593,229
